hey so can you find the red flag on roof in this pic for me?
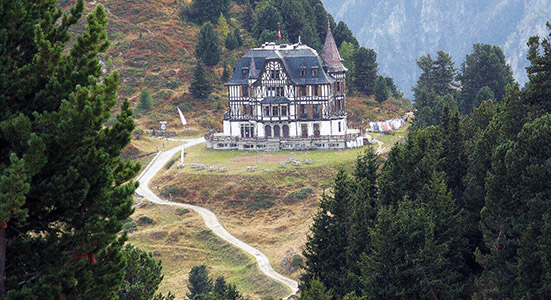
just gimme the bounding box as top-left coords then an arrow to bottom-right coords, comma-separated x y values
278,26 -> 281,41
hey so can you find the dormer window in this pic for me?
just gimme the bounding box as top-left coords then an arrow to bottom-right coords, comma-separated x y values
312,67 -> 318,77
242,67 -> 249,77
300,67 -> 306,77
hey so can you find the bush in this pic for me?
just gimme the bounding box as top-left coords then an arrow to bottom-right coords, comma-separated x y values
160,185 -> 187,198
122,222 -> 137,232
246,198 -> 275,211
290,255 -> 304,269
136,216 -> 155,225
175,208 -> 190,216
287,187 -> 313,201
165,158 -> 177,170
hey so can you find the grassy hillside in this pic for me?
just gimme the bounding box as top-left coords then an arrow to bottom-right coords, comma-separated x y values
60,0 -> 410,134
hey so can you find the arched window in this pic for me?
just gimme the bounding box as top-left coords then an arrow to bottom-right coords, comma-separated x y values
265,125 -> 272,137
282,125 -> 290,137
273,125 -> 280,137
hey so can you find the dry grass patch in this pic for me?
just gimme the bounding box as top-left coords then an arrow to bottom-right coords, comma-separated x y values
127,200 -> 290,300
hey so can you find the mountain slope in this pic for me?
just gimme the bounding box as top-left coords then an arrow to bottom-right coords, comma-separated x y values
322,0 -> 551,97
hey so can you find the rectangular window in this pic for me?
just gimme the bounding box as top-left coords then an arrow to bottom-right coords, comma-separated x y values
312,68 -> 318,77
314,85 -> 319,96
336,82 -> 341,92
267,87 -> 276,97
241,124 -> 254,138
300,68 -> 306,77
272,106 -> 279,116
281,106 -> 287,116
338,122 -> 341,132
313,104 -> 320,119
300,86 -> 307,96
300,104 -> 307,119
264,106 -> 270,116
243,86 -> 249,97
276,87 -> 283,97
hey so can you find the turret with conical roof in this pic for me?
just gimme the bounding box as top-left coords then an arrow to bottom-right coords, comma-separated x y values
320,22 -> 347,73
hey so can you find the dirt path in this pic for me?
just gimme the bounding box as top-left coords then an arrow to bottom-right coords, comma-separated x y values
135,137 -> 299,298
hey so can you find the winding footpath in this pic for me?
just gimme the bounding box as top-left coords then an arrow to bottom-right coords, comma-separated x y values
134,138 -> 299,298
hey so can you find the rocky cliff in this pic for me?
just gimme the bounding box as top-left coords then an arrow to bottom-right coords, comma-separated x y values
322,0 -> 551,97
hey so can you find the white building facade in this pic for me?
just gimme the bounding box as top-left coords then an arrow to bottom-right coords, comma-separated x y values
206,27 -> 362,151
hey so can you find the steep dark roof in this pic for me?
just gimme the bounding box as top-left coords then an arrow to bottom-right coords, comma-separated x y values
226,43 -> 336,86
320,24 -> 347,73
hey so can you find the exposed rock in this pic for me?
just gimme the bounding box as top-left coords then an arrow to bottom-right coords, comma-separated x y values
323,0 -> 550,97
280,249 -> 299,274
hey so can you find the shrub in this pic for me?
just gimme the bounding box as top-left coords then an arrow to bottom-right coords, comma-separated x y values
287,187 -> 313,201
165,158 -> 177,170
175,208 -> 190,216
160,185 -> 187,198
290,255 -> 304,269
246,198 -> 275,210
122,222 -> 137,232
136,216 -> 155,225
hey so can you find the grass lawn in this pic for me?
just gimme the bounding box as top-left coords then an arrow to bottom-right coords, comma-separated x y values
175,143 -> 374,175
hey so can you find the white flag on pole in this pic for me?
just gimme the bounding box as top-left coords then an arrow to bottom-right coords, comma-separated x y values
177,107 -> 187,126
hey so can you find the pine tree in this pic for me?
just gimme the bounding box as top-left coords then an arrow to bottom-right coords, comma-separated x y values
378,126 -> 442,206
277,0 -> 307,43
241,4 -> 255,33
221,65 -> 231,82
473,86 -> 495,109
312,3 -> 329,43
384,77 -> 402,98
478,114 -> 551,299
196,22 -> 220,67
0,1 -> 138,298
187,0 -> 231,24
217,13 -> 230,37
300,21 -> 322,50
118,245 -> 173,300
525,22 -> 551,115
300,278 -> 332,300
463,84 -> 527,263
137,87 -> 154,113
187,265 -> 213,299
458,44 -> 514,114
301,171 -> 354,298
225,33 -> 238,51
413,51 -> 456,99
345,148 -> 379,294
333,21 -> 359,48
190,61 -> 214,100
233,28 -> 243,47
252,4 -> 281,40
360,178 -> 466,300
353,47 -> 378,96
373,76 -> 389,103
213,276 -> 227,298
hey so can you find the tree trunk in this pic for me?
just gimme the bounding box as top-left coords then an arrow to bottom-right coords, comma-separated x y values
0,225 -> 6,297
